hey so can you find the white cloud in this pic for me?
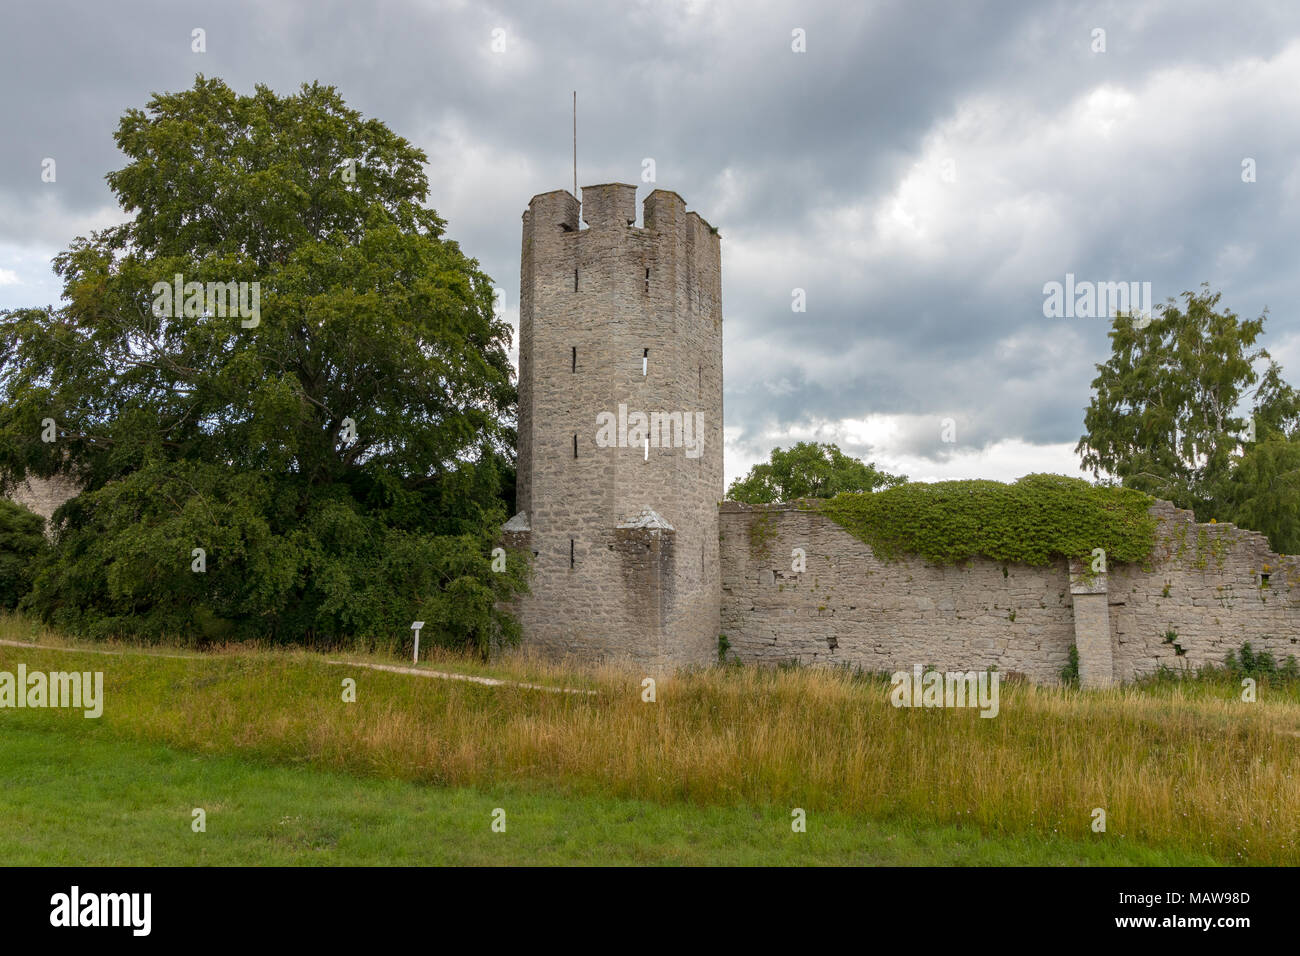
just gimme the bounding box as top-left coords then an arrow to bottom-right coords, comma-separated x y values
724,412 -> 1088,489
0,242 -> 65,310
0,193 -> 128,250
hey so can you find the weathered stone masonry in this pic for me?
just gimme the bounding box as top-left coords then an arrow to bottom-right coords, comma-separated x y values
6,475 -> 78,533
506,183 -> 1299,684
506,184 -> 723,669
1109,500 -> 1300,681
719,500 -> 1300,685
719,501 -> 1076,684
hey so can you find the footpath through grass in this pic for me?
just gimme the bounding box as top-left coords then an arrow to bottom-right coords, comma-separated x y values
1,620 -> 1297,865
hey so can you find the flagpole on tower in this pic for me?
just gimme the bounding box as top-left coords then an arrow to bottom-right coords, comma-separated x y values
572,91 -> 578,201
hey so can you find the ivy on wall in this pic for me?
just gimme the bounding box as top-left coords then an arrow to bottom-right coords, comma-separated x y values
812,474 -> 1156,566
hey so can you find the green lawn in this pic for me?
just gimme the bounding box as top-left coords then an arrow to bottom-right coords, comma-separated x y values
0,724 -> 1216,865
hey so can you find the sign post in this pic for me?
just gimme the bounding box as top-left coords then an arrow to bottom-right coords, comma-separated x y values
411,621 -> 425,663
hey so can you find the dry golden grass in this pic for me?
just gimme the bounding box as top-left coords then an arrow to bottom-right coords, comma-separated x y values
2,615 -> 1297,864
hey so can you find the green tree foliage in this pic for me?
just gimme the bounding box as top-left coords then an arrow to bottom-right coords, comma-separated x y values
1077,284 -> 1300,552
0,500 -> 47,609
816,474 -> 1155,566
1220,440 -> 1300,554
0,76 -> 525,650
1219,363 -> 1300,553
726,441 -> 906,503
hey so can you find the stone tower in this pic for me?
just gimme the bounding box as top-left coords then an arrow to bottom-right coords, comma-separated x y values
505,183 -> 723,668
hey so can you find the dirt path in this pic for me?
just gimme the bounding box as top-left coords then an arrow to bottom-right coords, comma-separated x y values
324,659 -> 597,695
0,639 -> 597,696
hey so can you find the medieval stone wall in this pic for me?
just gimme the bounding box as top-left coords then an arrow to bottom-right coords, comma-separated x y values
718,499 -> 1300,684
1108,500 -> 1300,679
718,501 -> 1076,682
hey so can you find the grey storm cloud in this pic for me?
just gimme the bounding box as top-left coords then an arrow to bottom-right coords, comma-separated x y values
4,0 -> 1300,483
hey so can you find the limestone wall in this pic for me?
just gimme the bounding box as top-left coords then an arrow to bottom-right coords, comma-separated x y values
718,501 -> 1075,682
5,474 -> 79,526
718,499 -> 1300,684
1108,500 -> 1300,678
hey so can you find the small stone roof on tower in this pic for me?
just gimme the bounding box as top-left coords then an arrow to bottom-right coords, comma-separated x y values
502,511 -> 531,532
616,508 -> 675,531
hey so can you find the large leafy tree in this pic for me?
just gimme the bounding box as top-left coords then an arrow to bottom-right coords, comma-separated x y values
727,441 -> 906,503
1077,284 -> 1300,551
0,76 -> 525,649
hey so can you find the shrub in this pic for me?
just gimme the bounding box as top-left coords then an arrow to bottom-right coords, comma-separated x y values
0,499 -> 46,609
717,633 -> 732,663
1225,641 -> 1284,678
1060,644 -> 1080,685
1134,642 -> 1300,687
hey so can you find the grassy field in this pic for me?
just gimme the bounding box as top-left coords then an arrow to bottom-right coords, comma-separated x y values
1,614 -> 1297,865
2,725 -> 1207,865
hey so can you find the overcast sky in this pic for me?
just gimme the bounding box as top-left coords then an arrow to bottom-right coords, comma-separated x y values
3,0 -> 1300,486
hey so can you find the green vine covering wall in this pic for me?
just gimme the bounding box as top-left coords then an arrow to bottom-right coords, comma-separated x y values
812,474 -> 1156,566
